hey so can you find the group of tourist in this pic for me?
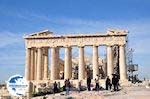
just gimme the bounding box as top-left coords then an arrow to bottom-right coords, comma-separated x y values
86,74 -> 120,92
106,74 -> 120,91
52,74 -> 120,95
86,74 -> 101,91
53,79 -> 71,95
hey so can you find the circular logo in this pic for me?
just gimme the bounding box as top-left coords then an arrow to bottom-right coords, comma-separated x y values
6,75 -> 29,97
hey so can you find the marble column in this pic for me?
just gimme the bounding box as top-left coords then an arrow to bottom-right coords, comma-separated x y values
43,48 -> 49,80
119,45 -> 127,80
93,46 -> 99,79
56,48 -> 60,79
30,48 -> 35,80
64,47 -> 72,79
79,46 -> 85,80
50,47 -> 58,80
107,46 -> 113,79
41,48 -> 44,79
37,48 -> 42,80
25,48 -> 31,80
34,49 -> 37,80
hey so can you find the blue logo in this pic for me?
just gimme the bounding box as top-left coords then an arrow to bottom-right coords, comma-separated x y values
6,75 -> 29,97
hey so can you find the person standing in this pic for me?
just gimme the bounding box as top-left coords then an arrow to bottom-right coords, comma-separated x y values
53,81 -> 58,93
106,76 -> 111,90
95,74 -> 100,91
116,74 -> 119,91
112,74 -> 117,91
65,79 -> 71,95
87,76 -> 91,91
78,80 -> 81,93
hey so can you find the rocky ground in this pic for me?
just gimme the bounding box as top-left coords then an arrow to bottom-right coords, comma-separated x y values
32,86 -> 150,99
1,84 -> 150,99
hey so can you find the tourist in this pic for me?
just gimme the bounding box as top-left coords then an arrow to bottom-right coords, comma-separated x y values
112,74 -> 117,91
65,79 -> 71,95
78,80 -> 81,93
105,76 -> 111,90
95,74 -> 100,91
57,82 -> 60,92
116,74 -> 119,91
53,81 -> 58,93
63,79 -> 67,91
87,76 -> 91,91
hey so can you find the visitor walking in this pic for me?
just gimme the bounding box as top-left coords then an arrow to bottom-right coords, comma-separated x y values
105,76 -> 111,90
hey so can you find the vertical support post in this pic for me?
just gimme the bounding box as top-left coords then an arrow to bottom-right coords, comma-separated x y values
93,46 -> 99,79
79,46 -> 85,80
119,45 -> 127,80
37,48 -> 42,80
64,47 -> 72,79
107,46 -> 113,79
25,48 -> 31,80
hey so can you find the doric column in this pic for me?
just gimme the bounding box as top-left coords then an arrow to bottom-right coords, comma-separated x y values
56,48 -> 60,79
107,46 -> 113,79
93,46 -> 99,79
50,47 -> 58,80
64,47 -> 72,79
34,49 -> 37,80
41,48 -> 44,79
119,45 -> 127,80
79,46 -> 85,80
43,48 -> 49,80
37,48 -> 42,80
30,48 -> 35,80
25,48 -> 31,80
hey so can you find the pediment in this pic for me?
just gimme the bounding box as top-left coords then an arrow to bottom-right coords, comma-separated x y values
27,30 -> 53,37
107,29 -> 128,35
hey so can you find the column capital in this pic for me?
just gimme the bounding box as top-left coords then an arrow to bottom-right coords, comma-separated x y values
93,45 -> 99,47
106,45 -> 113,47
36,47 -> 43,49
25,47 -> 31,50
50,46 -> 57,48
64,46 -> 72,48
119,44 -> 126,47
78,45 -> 84,48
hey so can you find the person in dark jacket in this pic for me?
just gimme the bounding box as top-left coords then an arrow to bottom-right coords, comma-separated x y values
53,81 -> 58,93
106,76 -> 111,90
112,74 -> 118,91
87,76 -> 91,91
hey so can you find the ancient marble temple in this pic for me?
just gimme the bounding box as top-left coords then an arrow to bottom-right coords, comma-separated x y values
24,29 -> 128,83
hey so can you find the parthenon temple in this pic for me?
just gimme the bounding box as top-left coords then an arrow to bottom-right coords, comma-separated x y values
24,29 -> 128,85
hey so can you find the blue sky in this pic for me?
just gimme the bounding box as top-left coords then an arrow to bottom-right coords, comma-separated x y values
0,0 -> 150,83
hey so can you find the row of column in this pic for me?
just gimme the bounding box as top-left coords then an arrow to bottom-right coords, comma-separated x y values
107,45 -> 127,80
25,47 -> 49,81
25,45 -> 127,81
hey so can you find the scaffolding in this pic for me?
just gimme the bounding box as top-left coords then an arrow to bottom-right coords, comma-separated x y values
126,36 -> 139,83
